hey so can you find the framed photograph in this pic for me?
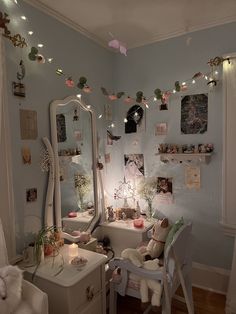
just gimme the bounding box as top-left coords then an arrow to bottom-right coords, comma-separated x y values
156,177 -> 173,204
181,93 -> 208,134
26,188 -> 37,202
155,123 -> 167,136
12,81 -> 25,97
124,154 -> 144,181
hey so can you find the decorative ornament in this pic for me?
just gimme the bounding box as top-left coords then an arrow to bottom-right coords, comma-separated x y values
207,56 -> 225,67
108,38 -> 127,56
77,76 -> 92,92
0,11 -> 10,34
154,88 -> 162,100
56,68 -> 64,76
136,91 -> 145,103
101,87 -> 125,100
124,96 -> 135,104
36,54 -> 45,64
28,47 -> 38,61
5,33 -> 27,48
17,60 -> 25,81
114,177 -> 136,207
192,72 -> 204,79
207,79 -> 217,86
107,130 -> 121,141
65,77 -> 75,87
174,81 -> 181,92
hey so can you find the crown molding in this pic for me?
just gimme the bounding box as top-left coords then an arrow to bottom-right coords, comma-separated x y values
23,0 -> 236,50
22,0 -> 108,49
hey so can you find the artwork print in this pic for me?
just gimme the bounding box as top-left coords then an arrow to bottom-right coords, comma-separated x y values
156,177 -> 173,204
155,123 -> 167,136
26,188 -> 37,202
22,146 -> 31,164
20,109 -> 38,140
181,93 -> 208,134
56,114 -> 67,142
124,154 -> 144,182
125,104 -> 145,134
185,166 -> 200,189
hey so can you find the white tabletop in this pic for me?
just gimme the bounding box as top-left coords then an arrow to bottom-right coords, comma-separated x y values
100,219 -> 154,232
20,245 -> 107,287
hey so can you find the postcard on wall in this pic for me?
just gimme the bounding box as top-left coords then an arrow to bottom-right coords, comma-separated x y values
155,123 -> 167,136
181,93 -> 208,134
74,130 -> 83,141
185,165 -> 200,189
104,103 -> 112,121
26,188 -> 37,202
124,154 -> 144,181
20,109 -> 38,140
105,153 -> 111,163
22,146 -> 31,164
156,177 -> 173,204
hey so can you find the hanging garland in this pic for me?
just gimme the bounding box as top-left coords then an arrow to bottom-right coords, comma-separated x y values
0,7 -> 232,112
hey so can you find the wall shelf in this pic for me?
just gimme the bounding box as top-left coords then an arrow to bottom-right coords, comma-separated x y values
158,153 -> 212,164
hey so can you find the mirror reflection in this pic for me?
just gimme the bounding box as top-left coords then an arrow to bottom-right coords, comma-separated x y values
50,96 -> 98,235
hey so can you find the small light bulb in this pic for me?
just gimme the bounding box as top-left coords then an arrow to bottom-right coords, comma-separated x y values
14,0 -> 18,4
182,82 -> 186,86
21,16 -> 27,20
192,79 -> 196,84
37,44 -> 44,48
28,31 -> 33,35
76,94 -> 81,99
134,112 -> 138,117
47,58 -> 53,63
173,89 -> 176,94
145,103 -> 149,108
205,75 -> 208,80
214,70 -> 219,75
98,114 -> 102,119
111,123 -> 115,128
87,105 -> 91,109
153,97 -> 157,102
124,118 -> 128,123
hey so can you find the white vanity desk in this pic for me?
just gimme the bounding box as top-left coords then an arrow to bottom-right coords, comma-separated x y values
97,219 -> 154,256
62,211 -> 93,231
22,245 -> 107,314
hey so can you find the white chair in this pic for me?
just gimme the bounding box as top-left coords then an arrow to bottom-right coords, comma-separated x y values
109,222 -> 194,314
0,218 -> 49,314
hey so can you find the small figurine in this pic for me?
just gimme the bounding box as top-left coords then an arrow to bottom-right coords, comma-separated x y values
107,206 -> 115,222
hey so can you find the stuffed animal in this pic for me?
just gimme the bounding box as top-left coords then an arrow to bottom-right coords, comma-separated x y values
144,218 -> 171,259
140,259 -> 163,308
121,248 -> 143,267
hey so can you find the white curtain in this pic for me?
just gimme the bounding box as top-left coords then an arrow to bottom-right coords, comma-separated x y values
0,31 -> 16,262
222,53 -> 236,233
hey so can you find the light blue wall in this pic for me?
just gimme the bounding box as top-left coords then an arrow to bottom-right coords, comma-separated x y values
1,1 -> 113,251
2,0 -> 235,269
106,22 -> 236,269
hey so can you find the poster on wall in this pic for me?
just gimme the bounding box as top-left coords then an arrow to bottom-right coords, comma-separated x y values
155,123 -> 167,136
21,146 -> 31,164
26,188 -> 37,202
156,177 -> 173,204
124,154 -> 144,182
185,165 -> 201,189
181,93 -> 208,134
125,104 -> 145,134
20,109 -> 38,140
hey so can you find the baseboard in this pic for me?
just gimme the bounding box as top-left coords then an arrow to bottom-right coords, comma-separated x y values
192,262 -> 230,294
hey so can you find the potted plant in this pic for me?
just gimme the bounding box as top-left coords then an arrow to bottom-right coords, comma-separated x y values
32,226 -> 63,279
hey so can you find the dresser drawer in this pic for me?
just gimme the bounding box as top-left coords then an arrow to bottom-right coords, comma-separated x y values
68,266 -> 102,312
76,292 -> 103,314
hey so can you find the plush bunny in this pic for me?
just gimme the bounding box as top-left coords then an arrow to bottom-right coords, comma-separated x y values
145,218 -> 170,259
140,259 -> 163,308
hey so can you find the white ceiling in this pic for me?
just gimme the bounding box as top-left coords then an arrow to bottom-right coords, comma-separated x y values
25,0 -> 236,49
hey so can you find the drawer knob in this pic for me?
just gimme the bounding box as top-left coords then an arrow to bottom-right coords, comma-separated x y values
86,285 -> 94,301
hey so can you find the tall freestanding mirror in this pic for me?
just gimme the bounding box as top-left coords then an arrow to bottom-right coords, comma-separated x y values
50,95 -> 99,234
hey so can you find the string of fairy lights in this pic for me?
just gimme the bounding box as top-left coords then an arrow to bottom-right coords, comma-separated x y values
1,0 -> 231,129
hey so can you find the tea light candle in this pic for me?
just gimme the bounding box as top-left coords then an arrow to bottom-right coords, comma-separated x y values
68,243 -> 78,257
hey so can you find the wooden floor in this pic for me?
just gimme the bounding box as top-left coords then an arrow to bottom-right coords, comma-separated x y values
117,287 -> 226,314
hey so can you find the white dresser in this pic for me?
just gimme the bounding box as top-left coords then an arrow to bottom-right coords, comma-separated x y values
97,219 -> 154,256
22,245 -> 107,314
